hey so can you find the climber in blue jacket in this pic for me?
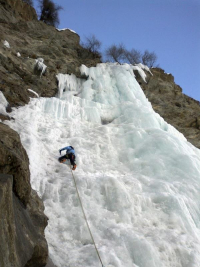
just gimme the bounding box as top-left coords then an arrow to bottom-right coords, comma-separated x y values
58,146 -> 76,170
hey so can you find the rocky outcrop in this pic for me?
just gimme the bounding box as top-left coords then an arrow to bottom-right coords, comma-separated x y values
0,123 -> 31,205
136,68 -> 200,148
0,0 -> 37,23
0,175 -> 48,267
0,124 -> 48,267
0,2 -> 101,108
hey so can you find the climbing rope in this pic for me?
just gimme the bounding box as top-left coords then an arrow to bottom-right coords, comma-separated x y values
70,168 -> 105,267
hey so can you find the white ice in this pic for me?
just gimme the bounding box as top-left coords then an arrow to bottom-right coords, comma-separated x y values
27,89 -> 39,98
133,63 -> 153,82
56,28 -> 77,34
35,58 -> 47,77
6,63 -> 200,267
3,40 -> 10,48
134,63 -> 153,75
0,91 -> 8,116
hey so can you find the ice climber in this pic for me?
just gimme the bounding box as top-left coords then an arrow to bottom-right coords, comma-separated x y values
58,146 -> 77,170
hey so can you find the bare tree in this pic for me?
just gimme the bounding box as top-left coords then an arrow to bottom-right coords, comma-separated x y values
142,50 -> 157,68
123,48 -> 142,64
105,44 -> 158,67
22,0 -> 33,6
105,44 -> 125,63
82,34 -> 102,54
39,0 -> 63,27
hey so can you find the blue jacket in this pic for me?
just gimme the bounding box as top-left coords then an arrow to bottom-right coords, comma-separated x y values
60,146 -> 75,156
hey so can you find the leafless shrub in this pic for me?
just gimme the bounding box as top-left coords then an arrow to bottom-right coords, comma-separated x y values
82,35 -> 102,54
105,44 -> 125,63
105,44 -> 158,67
142,50 -> 157,68
123,49 -> 142,64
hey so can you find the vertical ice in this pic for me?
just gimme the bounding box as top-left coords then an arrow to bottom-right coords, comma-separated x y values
6,63 -> 200,267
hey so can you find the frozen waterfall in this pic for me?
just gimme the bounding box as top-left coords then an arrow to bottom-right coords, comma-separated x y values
6,63 -> 200,267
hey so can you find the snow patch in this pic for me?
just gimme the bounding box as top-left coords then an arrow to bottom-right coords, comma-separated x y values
57,28 -> 76,34
3,40 -> 10,48
135,63 -> 153,75
132,63 -> 153,82
35,58 -> 47,77
27,89 -> 39,98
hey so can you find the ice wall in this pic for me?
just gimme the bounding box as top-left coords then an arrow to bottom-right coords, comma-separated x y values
6,63 -> 200,267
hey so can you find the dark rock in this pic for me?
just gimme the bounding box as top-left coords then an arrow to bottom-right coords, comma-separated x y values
0,0 -> 37,23
0,124 -> 48,266
46,257 -> 58,267
6,103 -> 12,112
0,114 -> 11,121
0,123 -> 31,205
0,174 -> 48,267
135,67 -> 200,148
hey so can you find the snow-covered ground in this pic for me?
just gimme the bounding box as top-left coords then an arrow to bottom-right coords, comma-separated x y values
5,63 -> 200,267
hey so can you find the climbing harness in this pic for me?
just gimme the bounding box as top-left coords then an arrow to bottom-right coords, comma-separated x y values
70,167 -> 105,267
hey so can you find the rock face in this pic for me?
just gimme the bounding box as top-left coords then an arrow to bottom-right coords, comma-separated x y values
0,0 -> 37,23
136,68 -> 200,148
0,2 -> 101,108
0,124 -> 48,267
0,123 -> 30,205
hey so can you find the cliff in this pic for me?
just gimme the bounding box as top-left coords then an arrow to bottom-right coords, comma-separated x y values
0,0 -> 37,23
0,124 -> 48,267
135,68 -> 200,149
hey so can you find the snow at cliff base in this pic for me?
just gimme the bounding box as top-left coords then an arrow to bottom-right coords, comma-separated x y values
6,63 -> 200,267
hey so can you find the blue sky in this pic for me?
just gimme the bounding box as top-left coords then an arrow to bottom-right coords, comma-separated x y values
33,0 -> 200,101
